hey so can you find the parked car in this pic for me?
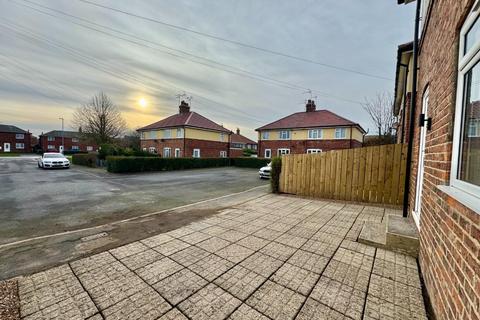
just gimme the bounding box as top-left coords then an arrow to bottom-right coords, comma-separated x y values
259,162 -> 271,179
37,153 -> 70,169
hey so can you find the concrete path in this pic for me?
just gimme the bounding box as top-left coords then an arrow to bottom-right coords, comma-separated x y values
13,195 -> 427,320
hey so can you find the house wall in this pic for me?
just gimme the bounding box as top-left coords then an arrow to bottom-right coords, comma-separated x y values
185,128 -> 227,142
140,138 -> 229,158
39,136 -> 96,152
0,132 -> 32,152
258,139 -> 362,157
258,127 -> 364,142
409,1 -> 479,319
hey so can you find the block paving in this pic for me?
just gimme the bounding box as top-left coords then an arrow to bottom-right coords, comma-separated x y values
14,194 -> 428,319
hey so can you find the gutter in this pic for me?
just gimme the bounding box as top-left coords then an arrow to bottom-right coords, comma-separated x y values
403,0 -> 421,218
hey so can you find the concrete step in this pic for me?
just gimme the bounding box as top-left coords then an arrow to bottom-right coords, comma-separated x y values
358,221 -> 387,248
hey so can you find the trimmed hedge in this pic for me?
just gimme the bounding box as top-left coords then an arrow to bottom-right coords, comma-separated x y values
231,157 -> 269,168
72,153 -> 98,167
106,157 -> 231,173
270,157 -> 282,193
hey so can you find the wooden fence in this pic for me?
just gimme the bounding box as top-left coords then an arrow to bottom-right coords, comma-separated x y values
279,144 -> 407,206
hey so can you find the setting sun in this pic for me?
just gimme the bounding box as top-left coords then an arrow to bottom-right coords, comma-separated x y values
138,98 -> 147,107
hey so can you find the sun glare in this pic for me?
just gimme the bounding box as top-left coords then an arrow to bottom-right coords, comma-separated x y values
139,98 -> 147,108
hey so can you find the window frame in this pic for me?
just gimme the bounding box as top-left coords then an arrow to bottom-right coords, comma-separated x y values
262,131 -> 270,140
148,146 -> 156,154
334,128 -> 347,139
47,136 -> 55,142
15,133 -> 24,139
220,150 -> 227,158
86,146 -> 93,151
175,148 -> 181,158
47,145 -> 55,149
450,3 -> 480,201
307,149 -> 322,154
72,137 -> 79,143
163,147 -> 171,157
193,148 -> 200,158
264,149 -> 271,158
308,129 -> 323,140
277,148 -> 290,156
278,130 -> 291,140
176,128 -> 184,138
15,143 -> 25,149
163,129 -> 172,139
71,146 -> 80,151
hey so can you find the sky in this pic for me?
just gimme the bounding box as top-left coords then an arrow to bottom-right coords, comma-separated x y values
0,0 -> 415,140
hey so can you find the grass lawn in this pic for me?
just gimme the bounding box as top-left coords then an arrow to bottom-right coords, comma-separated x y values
0,153 -> 22,157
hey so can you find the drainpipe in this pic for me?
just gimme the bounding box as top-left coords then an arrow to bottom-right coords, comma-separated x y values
403,0 -> 421,218
399,63 -> 409,144
349,125 -> 353,148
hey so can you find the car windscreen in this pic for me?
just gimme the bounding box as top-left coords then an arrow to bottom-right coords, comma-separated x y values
44,154 -> 65,158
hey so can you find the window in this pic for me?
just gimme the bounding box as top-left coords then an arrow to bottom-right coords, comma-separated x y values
279,130 -> 290,140
164,129 -> 171,139
277,148 -> 290,156
193,149 -> 200,158
231,143 -> 244,149
451,4 -> 480,201
47,136 -> 55,141
16,134 -> 24,139
307,149 -> 322,154
163,147 -> 171,157
15,143 -> 24,149
87,146 -> 93,151
220,133 -> 225,142
264,149 -> 271,158
419,0 -> 432,35
149,131 -> 156,139
308,129 -> 323,139
47,145 -> 55,149
335,128 -> 347,139
220,151 -> 227,158
142,147 -> 147,152
72,138 -> 79,143
175,148 -> 181,158
141,132 -> 146,139
176,128 -> 184,138
72,146 -> 79,151
149,147 -> 156,154
262,131 -> 270,140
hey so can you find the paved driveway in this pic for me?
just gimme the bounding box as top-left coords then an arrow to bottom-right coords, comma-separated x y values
0,157 -> 268,245
12,195 -> 427,320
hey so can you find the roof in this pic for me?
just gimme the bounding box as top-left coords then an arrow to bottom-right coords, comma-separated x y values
255,109 -> 366,133
393,42 -> 414,116
138,111 -> 231,133
41,130 -> 81,138
231,133 -> 257,145
0,124 -> 28,134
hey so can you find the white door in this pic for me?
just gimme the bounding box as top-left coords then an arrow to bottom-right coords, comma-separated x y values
4,143 -> 10,152
59,145 -> 64,153
413,89 -> 429,229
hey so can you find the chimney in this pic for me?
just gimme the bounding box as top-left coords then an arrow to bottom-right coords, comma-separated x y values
236,128 -> 240,135
306,99 -> 316,112
179,100 -> 190,114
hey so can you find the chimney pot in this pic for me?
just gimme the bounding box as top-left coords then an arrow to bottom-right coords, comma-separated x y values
306,100 -> 316,112
236,128 -> 240,135
179,100 -> 190,114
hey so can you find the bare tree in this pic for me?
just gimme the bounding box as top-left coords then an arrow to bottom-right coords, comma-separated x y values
73,92 -> 127,144
362,92 -> 395,138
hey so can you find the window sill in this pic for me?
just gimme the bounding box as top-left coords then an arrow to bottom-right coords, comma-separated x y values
436,185 -> 480,214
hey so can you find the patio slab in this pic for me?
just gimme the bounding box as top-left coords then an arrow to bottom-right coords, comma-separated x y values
12,194 -> 427,320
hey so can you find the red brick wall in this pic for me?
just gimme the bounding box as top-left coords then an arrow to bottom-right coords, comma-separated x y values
39,136 -> 97,152
140,138 -> 229,158
230,148 -> 244,158
258,139 -> 362,157
0,132 -> 32,152
140,139 -> 184,156
410,1 -> 479,319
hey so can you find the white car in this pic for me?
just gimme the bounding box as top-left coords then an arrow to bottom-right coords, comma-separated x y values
38,153 -> 70,169
259,162 -> 271,179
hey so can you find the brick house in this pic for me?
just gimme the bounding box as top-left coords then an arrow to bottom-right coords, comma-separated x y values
0,124 -> 32,153
39,130 -> 97,153
394,0 -> 480,319
137,101 -> 231,158
229,128 -> 258,157
256,100 -> 365,158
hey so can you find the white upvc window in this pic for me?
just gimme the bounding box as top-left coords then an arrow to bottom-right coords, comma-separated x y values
86,146 -> 93,151
193,149 -> 200,158
176,128 -> 184,138
15,143 -> 24,149
449,3 -> 480,210
149,147 -> 156,154
419,0 -> 432,35
220,132 -> 226,142
307,149 -> 322,154
308,129 -> 323,139
279,130 -> 290,140
47,145 -> 55,149
175,148 -> 181,158
164,129 -> 172,139
16,133 -> 24,139
72,137 -> 79,143
163,147 -> 171,157
262,131 -> 270,140
220,151 -> 227,158
47,136 -> 55,141
149,131 -> 156,139
264,149 -> 271,158
141,132 -> 146,139
335,128 -> 347,139
277,148 -> 290,156
72,146 -> 79,151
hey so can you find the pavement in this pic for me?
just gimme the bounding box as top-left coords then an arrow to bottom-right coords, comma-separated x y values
11,194 -> 428,320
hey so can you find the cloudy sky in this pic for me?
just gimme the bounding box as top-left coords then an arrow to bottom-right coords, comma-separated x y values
0,0 -> 414,140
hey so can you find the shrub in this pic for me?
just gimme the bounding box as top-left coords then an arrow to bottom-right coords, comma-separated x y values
270,157 -> 282,193
106,157 -> 231,173
99,144 -> 157,159
72,153 -> 98,167
231,157 -> 269,168
242,148 -> 257,156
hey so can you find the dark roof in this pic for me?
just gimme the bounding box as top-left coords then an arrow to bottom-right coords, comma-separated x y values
231,133 -> 257,145
138,111 -> 231,133
0,124 -> 28,134
255,109 -> 366,133
41,130 -> 81,138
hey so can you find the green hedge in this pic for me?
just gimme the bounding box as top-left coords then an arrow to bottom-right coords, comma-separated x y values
106,157 -> 231,173
72,153 -> 97,167
270,157 -> 282,193
231,157 -> 269,168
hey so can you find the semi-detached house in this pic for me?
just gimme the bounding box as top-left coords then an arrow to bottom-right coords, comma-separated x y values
39,130 -> 97,153
256,100 -> 365,158
0,124 -> 32,153
138,101 -> 231,158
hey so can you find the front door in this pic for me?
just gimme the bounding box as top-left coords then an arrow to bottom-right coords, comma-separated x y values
4,143 -> 10,152
413,89 -> 429,229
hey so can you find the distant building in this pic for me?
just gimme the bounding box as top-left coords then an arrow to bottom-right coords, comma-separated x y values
137,101 -> 231,158
39,130 -> 97,153
256,100 -> 365,158
0,124 -> 32,153
229,128 -> 258,157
